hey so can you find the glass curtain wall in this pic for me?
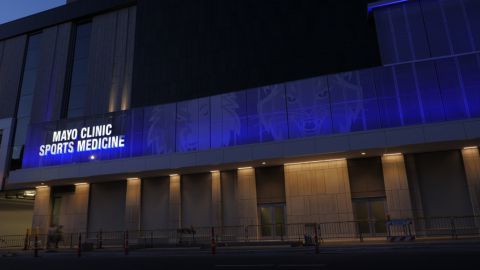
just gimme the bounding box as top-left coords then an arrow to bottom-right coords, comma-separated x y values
11,33 -> 42,170
65,22 -> 92,118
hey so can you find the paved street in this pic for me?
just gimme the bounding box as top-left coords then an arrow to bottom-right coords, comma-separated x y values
2,242 -> 480,270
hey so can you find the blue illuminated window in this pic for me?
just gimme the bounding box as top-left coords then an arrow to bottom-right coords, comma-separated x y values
373,67 -> 403,128
421,0 -> 476,56
285,77 -> 332,138
329,69 -> 380,133
457,54 -> 480,118
435,57 -> 470,120
374,1 -> 430,64
176,98 -> 211,152
246,85 -> 288,143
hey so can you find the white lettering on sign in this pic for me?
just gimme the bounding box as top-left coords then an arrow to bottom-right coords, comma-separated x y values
38,124 -> 125,157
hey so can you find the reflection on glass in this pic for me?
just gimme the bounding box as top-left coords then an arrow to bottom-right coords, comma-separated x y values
353,198 -> 387,236
259,205 -> 285,237
11,33 -> 42,170
371,200 -> 387,234
260,207 -> 272,236
353,201 -> 370,234
274,206 -> 285,237
66,22 -> 92,119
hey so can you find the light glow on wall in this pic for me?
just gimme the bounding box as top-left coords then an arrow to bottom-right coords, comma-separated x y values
383,153 -> 402,157
284,158 -> 346,166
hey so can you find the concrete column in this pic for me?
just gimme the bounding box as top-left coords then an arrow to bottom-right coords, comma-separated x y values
32,186 -> 51,234
236,168 -> 258,227
461,147 -> 480,216
125,178 -> 141,231
168,174 -> 181,229
382,154 -> 414,219
284,159 -> 354,224
211,171 -> 222,227
65,183 -> 90,233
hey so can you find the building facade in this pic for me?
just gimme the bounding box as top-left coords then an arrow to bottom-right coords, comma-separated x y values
1,0 -> 480,239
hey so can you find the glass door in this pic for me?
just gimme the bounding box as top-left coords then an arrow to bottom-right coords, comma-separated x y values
258,204 -> 285,239
353,198 -> 387,237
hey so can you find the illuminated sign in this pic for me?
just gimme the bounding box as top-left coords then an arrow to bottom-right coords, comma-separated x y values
38,124 -> 125,156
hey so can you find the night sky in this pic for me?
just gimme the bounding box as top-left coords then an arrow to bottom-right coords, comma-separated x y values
0,0 -> 65,24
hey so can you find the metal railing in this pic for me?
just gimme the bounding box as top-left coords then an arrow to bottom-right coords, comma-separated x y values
2,215 -> 480,250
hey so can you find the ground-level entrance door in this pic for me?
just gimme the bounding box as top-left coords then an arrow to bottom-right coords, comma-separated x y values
353,198 -> 387,237
258,204 -> 285,239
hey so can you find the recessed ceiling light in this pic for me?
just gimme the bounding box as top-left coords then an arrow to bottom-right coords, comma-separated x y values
361,152 -> 366,155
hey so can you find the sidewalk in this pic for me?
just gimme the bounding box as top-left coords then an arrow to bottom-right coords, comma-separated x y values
2,236 -> 480,258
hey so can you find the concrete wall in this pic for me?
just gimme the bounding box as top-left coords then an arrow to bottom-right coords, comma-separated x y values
32,186 -> 52,234
220,171 -> 237,227
382,154 -> 413,219
255,166 -> 286,204
141,177 -> 169,230
88,181 -> 126,232
181,173 -> 212,227
461,147 -> 480,217
348,157 -> 386,198
168,175 -> 181,229
56,184 -> 90,233
125,178 -> 141,231
413,150 -> 473,217
211,171 -> 222,227
236,168 -> 258,227
284,160 -> 354,224
0,198 -> 34,235
404,154 -> 425,219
